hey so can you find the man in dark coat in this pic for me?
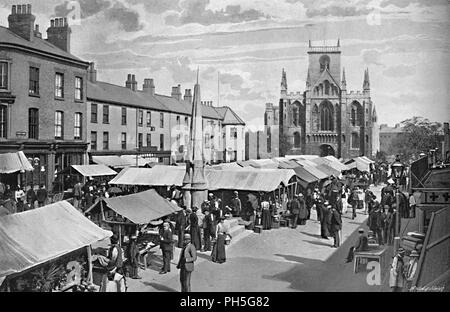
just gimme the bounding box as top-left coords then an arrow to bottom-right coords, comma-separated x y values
290,195 -> 300,229
127,235 -> 141,279
26,185 -> 37,210
36,184 -> 48,207
202,209 -> 215,252
159,221 -> 173,274
176,209 -> 187,248
298,194 -> 308,225
367,203 -> 384,245
329,204 -> 342,247
231,191 -> 242,217
346,228 -> 369,262
319,201 -> 330,239
189,207 -> 202,251
177,234 -> 197,292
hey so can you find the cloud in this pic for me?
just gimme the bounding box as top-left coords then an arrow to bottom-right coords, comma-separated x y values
287,0 -> 373,17
105,2 -> 143,32
166,0 -> 269,26
54,0 -> 111,18
380,0 -> 449,9
361,49 -> 384,65
383,64 -> 416,77
126,0 -> 180,14
53,0 -> 142,32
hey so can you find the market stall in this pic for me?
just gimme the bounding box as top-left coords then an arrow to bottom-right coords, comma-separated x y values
0,201 -> 112,292
84,189 -> 181,270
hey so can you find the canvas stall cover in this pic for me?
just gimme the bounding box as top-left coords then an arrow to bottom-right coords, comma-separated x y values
98,189 -> 181,224
205,169 -> 296,192
71,164 -> 117,177
109,166 -> 185,186
0,201 -> 112,279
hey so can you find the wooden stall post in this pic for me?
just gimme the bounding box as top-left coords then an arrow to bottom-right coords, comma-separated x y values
86,245 -> 93,284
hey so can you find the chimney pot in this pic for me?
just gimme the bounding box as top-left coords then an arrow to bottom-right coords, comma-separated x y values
27,4 -> 31,14
22,4 -> 27,14
12,5 -> 16,14
17,5 -> 22,14
51,19 -> 54,27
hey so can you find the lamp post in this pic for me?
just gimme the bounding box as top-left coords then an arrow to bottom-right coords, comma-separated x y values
391,155 -> 405,253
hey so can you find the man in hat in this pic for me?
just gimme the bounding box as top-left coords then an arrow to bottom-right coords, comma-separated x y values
298,193 -> 308,225
175,208 -> 188,248
345,228 -> 369,263
405,250 -> 419,291
389,248 -> 406,292
231,191 -> 242,218
202,209 -> 215,252
159,221 -> 173,274
367,203 -> 384,245
319,201 -> 330,239
177,233 -> 197,292
329,204 -> 342,248
127,234 -> 141,279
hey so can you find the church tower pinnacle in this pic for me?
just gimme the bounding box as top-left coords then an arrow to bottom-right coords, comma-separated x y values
281,68 -> 287,96
363,68 -> 370,91
341,67 -> 346,91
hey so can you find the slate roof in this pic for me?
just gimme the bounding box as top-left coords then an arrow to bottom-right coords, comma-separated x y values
0,26 -> 87,65
87,81 -> 244,123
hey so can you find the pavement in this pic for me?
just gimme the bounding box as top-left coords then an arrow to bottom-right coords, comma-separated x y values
127,185 -> 393,292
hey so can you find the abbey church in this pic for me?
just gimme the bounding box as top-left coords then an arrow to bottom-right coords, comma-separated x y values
264,40 -> 378,159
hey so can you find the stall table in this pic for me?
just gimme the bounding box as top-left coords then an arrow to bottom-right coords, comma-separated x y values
353,244 -> 388,273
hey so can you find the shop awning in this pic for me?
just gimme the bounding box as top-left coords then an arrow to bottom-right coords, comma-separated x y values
109,166 -> 185,186
205,169 -> 296,192
0,151 -> 34,174
0,201 -> 112,279
359,156 -> 375,164
119,155 -> 154,167
89,189 -> 181,224
71,164 -> 117,177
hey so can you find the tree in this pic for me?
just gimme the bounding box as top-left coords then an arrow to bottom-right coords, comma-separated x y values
390,116 -> 442,158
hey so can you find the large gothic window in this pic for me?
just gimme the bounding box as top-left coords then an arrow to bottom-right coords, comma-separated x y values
312,104 -> 319,132
351,101 -> 363,126
319,55 -> 330,72
320,101 -> 334,131
294,132 -> 301,148
324,80 -> 330,95
293,107 -> 298,126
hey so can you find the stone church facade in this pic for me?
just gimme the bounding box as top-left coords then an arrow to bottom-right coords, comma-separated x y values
265,40 -> 377,159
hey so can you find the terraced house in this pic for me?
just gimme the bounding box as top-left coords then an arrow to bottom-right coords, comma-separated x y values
86,70 -> 246,165
0,4 -> 89,190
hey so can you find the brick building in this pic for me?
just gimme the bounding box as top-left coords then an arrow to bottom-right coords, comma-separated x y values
264,40 -> 378,159
379,123 -> 404,154
0,4 -> 89,191
86,66 -> 246,165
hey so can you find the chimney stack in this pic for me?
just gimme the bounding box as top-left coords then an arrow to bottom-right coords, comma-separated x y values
46,17 -> 71,52
171,84 -> 182,101
34,24 -> 41,38
125,74 -> 132,89
131,74 -> 137,91
88,62 -> 97,83
143,78 -> 155,95
184,89 -> 192,103
8,4 -> 36,41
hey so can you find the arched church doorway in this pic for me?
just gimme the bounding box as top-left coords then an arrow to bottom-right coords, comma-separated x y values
320,144 -> 335,157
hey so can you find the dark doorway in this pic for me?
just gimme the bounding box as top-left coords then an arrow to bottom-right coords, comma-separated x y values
320,144 -> 335,157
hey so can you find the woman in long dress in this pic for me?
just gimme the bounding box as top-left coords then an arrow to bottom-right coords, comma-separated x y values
211,217 -> 227,263
189,207 -> 202,251
261,197 -> 271,230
